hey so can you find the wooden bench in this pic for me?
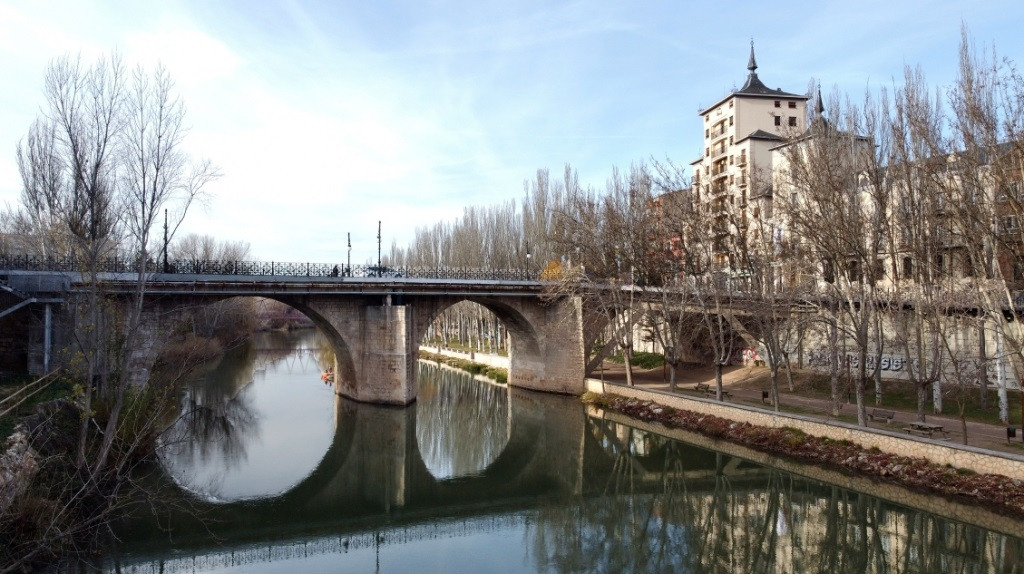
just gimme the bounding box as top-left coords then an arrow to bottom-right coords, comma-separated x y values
694,383 -> 710,393
868,409 -> 896,424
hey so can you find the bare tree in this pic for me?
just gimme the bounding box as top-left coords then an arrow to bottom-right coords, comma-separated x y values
775,87 -> 890,424
5,53 -> 215,567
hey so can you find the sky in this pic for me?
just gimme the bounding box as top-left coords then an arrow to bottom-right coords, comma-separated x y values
1,1 -> 1022,264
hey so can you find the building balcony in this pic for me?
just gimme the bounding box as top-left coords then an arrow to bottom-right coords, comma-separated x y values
709,125 -> 728,140
736,155 -> 747,167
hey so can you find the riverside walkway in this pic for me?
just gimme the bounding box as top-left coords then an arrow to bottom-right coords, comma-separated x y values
596,362 -> 1024,456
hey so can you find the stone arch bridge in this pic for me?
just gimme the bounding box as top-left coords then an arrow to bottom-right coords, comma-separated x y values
1,267 -> 587,404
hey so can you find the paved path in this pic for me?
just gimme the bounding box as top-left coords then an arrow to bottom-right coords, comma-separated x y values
595,362 -> 1024,457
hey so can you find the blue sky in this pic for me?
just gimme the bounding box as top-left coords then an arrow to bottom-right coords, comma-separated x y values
0,1 -> 1021,263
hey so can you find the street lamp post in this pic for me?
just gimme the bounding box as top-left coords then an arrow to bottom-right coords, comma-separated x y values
526,247 -> 532,280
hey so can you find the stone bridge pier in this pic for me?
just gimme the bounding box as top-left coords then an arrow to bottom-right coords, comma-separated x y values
284,294 -> 585,405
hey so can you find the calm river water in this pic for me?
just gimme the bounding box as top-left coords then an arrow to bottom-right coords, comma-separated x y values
80,329 -> 1024,573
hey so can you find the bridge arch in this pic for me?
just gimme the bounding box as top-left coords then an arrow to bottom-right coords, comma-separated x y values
275,297 -> 358,393
410,295 -> 585,397
412,296 -> 541,360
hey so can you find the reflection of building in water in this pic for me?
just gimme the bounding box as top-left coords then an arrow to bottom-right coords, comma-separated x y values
576,420 -> 1023,573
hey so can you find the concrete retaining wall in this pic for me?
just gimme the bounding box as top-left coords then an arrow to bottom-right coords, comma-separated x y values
586,379 -> 1024,480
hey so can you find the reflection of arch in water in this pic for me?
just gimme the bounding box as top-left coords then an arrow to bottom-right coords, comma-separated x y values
161,329 -> 335,501
415,362 -> 511,480
142,385 -> 595,546
290,386 -> 583,517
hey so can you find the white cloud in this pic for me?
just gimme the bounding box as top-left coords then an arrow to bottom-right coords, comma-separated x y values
2,0 -> 1024,261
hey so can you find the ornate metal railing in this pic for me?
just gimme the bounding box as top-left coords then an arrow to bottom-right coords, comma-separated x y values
0,254 -> 536,281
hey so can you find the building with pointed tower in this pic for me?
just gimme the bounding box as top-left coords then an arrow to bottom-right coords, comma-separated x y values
690,43 -> 809,270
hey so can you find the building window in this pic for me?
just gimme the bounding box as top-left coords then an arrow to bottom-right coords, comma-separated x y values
788,116 -> 797,127
706,115 -> 709,123
1003,215 -> 1019,233
1000,181 -> 1022,202
729,136 -> 733,144
823,260 -> 835,283
729,155 -> 734,165
788,101 -> 797,109
706,147 -> 709,156
848,260 -> 861,282
729,100 -> 734,108
902,256 -> 913,278
774,101 -> 781,108
729,116 -> 734,126
774,116 -> 781,126
705,129 -> 709,138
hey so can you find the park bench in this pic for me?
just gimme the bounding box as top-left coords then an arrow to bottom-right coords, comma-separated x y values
868,409 -> 896,424
694,383 -> 710,393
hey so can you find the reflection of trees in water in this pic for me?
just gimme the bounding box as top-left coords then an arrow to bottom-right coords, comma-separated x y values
314,331 -> 335,371
159,331 -> 320,483
529,419 -> 1024,573
416,362 -> 510,479
162,386 -> 260,474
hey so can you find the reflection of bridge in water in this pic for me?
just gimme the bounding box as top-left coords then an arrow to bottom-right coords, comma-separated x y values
121,382 -> 774,558
117,380 -> 1024,574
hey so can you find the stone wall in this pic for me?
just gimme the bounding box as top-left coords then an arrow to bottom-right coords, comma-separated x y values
585,378 -> 1024,480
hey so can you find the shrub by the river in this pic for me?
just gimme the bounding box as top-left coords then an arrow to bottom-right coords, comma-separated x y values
607,351 -> 665,369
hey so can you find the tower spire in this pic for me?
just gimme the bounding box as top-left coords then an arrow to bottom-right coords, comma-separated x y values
816,87 -> 824,115
747,39 -> 757,75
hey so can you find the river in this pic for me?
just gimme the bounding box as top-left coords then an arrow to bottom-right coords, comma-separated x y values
76,329 -> 1024,573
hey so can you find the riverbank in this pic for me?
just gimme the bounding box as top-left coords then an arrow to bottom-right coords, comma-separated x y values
418,349 -> 508,384
584,388 -> 1024,521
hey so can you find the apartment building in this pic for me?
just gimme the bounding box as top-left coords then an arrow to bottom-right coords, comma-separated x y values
690,44 -> 808,269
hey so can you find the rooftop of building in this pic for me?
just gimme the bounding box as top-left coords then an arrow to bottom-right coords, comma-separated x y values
698,43 -> 809,116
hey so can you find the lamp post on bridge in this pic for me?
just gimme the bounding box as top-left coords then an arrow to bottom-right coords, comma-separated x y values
526,246 -> 531,280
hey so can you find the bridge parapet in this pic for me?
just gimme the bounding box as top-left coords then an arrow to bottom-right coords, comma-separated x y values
0,254 -> 534,281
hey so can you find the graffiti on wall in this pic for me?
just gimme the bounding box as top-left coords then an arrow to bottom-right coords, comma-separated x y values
806,350 -> 915,372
